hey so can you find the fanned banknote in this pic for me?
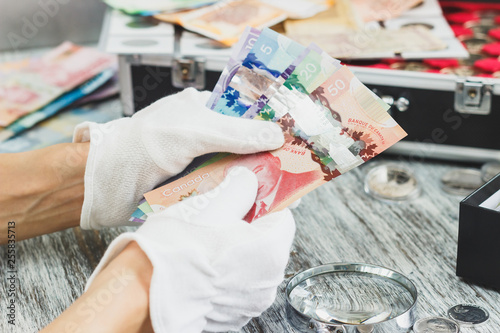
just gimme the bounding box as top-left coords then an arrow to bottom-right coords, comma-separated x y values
139,27 -> 407,223
0,42 -> 116,127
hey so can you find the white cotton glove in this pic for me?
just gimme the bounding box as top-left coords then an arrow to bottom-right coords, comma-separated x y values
73,88 -> 285,229
85,167 -> 296,333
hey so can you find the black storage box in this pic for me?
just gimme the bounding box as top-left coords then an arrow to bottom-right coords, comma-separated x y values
456,173 -> 500,289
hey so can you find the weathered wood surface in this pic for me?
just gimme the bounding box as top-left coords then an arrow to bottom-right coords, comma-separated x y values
1,48 -> 499,333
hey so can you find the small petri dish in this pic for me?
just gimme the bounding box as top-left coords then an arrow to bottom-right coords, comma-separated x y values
364,163 -> 420,202
286,263 -> 417,333
441,168 -> 484,196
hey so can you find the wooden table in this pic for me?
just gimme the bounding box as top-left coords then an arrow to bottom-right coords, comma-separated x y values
1,49 -> 499,333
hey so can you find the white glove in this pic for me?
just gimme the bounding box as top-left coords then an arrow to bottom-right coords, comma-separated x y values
73,88 -> 285,229
85,167 -> 296,333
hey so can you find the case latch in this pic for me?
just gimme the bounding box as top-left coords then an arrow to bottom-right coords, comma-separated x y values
171,25 -> 206,89
454,79 -> 493,115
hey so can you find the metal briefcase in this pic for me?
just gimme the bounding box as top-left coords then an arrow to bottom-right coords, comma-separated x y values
100,3 -> 500,163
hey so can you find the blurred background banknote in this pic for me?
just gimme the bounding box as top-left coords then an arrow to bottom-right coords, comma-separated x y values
287,25 -> 447,59
351,0 -> 424,22
0,43 -> 117,142
154,0 -> 333,45
0,42 -> 116,127
284,0 -> 447,59
0,68 -> 116,142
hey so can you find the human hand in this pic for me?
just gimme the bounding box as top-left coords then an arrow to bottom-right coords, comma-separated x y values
73,88 -> 285,229
85,167 -> 296,332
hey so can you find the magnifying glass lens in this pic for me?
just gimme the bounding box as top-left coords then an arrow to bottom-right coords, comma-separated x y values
289,271 -> 415,325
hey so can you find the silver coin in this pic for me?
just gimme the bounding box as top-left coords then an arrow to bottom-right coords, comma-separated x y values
441,168 -> 484,196
448,304 -> 489,326
413,317 -> 459,333
464,21 -> 496,36
459,35 -> 492,53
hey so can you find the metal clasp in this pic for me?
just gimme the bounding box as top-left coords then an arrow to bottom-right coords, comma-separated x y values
171,24 -> 206,89
454,78 -> 493,115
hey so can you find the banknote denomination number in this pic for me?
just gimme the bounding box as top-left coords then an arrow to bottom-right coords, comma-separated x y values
299,63 -> 317,80
260,44 -> 273,55
328,79 -> 346,96
246,37 -> 258,50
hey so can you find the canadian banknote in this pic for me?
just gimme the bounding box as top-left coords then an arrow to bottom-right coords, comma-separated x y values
351,0 -> 424,22
287,25 -> 447,59
144,70 -> 406,221
207,27 -> 261,109
176,0 -> 288,46
0,42 -> 116,127
0,68 -> 115,142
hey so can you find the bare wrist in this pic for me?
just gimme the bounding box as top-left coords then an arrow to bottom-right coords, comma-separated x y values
0,143 -> 89,243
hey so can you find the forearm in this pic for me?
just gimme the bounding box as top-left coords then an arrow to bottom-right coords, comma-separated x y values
41,242 -> 154,333
0,142 -> 89,244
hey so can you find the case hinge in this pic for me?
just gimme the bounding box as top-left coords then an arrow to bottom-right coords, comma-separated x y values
171,25 -> 206,89
454,79 -> 493,115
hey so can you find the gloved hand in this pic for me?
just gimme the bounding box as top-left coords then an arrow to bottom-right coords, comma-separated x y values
73,88 -> 285,229
85,167 -> 296,333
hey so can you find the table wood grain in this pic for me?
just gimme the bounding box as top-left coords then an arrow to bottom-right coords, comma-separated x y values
1,48 -> 499,333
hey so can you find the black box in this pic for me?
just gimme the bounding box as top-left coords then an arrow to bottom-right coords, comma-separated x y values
456,173 -> 500,289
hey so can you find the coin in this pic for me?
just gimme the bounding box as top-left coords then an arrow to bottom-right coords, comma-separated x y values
441,168 -> 484,196
459,53 -> 484,66
364,163 -> 420,201
440,66 -> 480,76
413,317 -> 459,333
464,20 -> 497,35
448,304 -> 489,326
390,62 -> 430,72
459,35 -> 492,53
402,22 -> 434,30
474,10 -> 500,20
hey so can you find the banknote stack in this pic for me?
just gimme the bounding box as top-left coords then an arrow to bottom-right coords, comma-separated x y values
130,27 -> 407,223
0,42 -> 117,142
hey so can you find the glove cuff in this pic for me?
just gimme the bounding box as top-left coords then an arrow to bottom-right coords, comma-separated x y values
73,118 -> 161,229
73,121 -> 99,229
